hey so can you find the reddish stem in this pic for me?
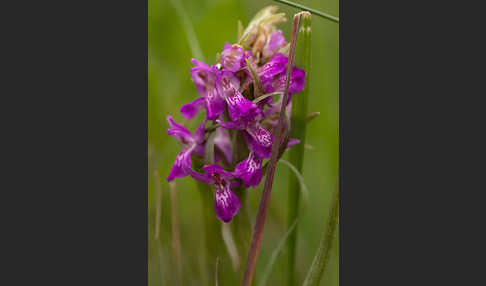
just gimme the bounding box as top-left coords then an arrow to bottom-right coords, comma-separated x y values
241,13 -> 303,286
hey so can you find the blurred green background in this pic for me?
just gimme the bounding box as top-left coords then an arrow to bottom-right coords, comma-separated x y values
148,0 -> 338,285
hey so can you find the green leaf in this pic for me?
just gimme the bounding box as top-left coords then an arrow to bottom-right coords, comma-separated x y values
306,111 -> 320,122
204,131 -> 216,164
253,92 -> 282,104
168,0 -> 204,61
286,11 -> 312,286
302,188 -> 339,286
278,159 -> 309,203
237,20 -> 244,40
257,219 -> 299,286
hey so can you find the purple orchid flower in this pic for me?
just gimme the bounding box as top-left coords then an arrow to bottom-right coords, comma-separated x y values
167,16 -> 307,223
219,71 -> 261,123
198,164 -> 241,223
181,59 -> 225,120
258,53 -> 306,95
166,116 -> 206,181
242,123 -> 274,158
221,43 -> 248,72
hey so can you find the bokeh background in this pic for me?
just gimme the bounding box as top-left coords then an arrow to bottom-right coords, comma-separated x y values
148,0 -> 338,285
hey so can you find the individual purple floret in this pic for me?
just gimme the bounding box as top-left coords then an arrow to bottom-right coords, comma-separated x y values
243,123 -> 274,158
181,59 -> 225,120
166,116 -> 206,181
259,53 -> 306,95
221,43 -> 246,72
199,164 -> 241,223
219,71 -> 260,123
233,151 -> 263,187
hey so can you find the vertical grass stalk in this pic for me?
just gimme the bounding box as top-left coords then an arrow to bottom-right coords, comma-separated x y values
169,182 -> 183,285
287,11 -> 311,286
273,0 -> 339,23
230,187 -> 252,278
199,181 -> 225,285
241,12 -> 303,286
154,170 -> 162,240
302,187 -> 339,286
168,0 -> 204,61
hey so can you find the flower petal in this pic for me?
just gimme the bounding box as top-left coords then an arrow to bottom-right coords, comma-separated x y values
270,67 -> 306,95
166,147 -> 194,181
214,183 -> 241,223
204,89 -> 225,120
233,151 -> 263,187
225,87 -> 259,122
221,43 -> 245,72
190,59 -> 212,95
203,164 -> 233,180
259,53 -> 287,85
193,120 -> 207,145
214,128 -> 233,165
167,115 -> 193,144
286,138 -> 301,149
180,97 -> 205,119
243,124 -> 274,158
263,30 -> 287,60
216,118 -> 247,130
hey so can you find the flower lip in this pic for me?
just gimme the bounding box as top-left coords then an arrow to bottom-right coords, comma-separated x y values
233,151 -> 263,187
221,43 -> 246,72
214,183 -> 241,223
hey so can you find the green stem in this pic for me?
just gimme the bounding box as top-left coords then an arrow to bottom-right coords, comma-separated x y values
287,12 -> 311,286
302,187 -> 339,286
198,181 -> 223,286
230,188 -> 252,278
273,0 -> 339,23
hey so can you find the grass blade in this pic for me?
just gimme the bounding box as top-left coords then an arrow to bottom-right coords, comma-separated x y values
168,0 -> 204,61
215,257 -> 220,286
253,92 -> 282,104
154,170 -> 162,240
306,111 -> 320,122
273,0 -> 339,23
222,223 -> 240,272
237,20 -> 244,41
169,181 -> 183,285
302,187 -> 339,286
205,130 -> 216,164
286,11 -> 311,286
278,159 -> 309,203
257,219 -> 299,286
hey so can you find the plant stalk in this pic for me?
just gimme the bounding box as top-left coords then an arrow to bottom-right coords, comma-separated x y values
230,187 -> 252,278
241,13 -> 303,286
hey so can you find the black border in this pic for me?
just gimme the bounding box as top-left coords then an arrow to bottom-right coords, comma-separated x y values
4,0 -> 481,284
